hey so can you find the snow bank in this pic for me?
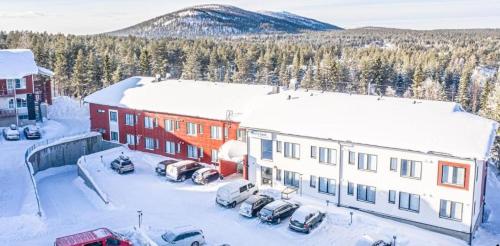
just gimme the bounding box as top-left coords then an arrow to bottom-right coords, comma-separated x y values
0,49 -> 38,79
48,96 -> 89,120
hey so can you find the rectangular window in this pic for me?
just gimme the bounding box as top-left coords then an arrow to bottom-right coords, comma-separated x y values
276,141 -> 282,153
261,139 -> 273,160
318,177 -> 336,195
175,121 -> 180,130
390,158 -> 398,171
165,119 -> 174,132
125,114 -> 135,126
284,170 -> 300,188
401,159 -> 422,179
348,151 -> 355,165
276,168 -> 282,181
126,134 -> 135,145
310,175 -> 317,188
9,78 -> 26,89
358,153 -> 377,171
210,126 -> 222,140
347,182 -> 354,195
145,137 -> 155,150
357,184 -> 376,203
441,165 -> 465,187
6,79 -> 14,90
388,190 -> 396,204
165,141 -> 175,154
110,131 -> 119,142
211,149 -> 218,163
187,145 -> 198,159
109,111 -> 118,122
199,147 -> 204,158
144,117 -> 154,129
186,122 -> 197,136
284,142 -> 300,159
399,192 -> 420,212
198,124 -> 203,135
311,146 -> 317,159
440,200 -> 463,221
176,143 -> 181,153
224,127 -> 229,139
237,129 -> 246,141
319,147 -> 337,165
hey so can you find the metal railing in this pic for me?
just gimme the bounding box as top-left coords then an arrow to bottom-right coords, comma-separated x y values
0,89 -> 14,97
0,109 -> 16,118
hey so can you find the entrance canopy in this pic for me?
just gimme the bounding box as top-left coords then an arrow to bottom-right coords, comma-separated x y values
218,140 -> 246,163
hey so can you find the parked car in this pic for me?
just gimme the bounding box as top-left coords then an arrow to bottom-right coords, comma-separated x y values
155,159 -> 178,176
54,227 -> 132,246
23,125 -> 41,139
151,225 -> 205,246
191,168 -> 221,185
238,194 -> 274,218
258,200 -> 300,224
216,180 -> 258,208
110,155 -> 135,174
288,205 -> 326,233
3,124 -> 20,140
166,160 -> 204,182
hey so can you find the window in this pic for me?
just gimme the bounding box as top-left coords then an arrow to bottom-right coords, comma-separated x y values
211,149 -> 218,163
348,151 -> 355,164
357,184 -> 376,203
165,141 -> 175,154
186,122 -> 197,136
261,139 -> 273,160
347,182 -> 354,195
126,134 -> 135,145
175,121 -> 180,130
165,119 -> 174,132
439,200 -> 463,221
388,190 -> 396,204
109,111 -> 118,122
237,129 -> 246,141
16,98 -> 27,108
284,170 -> 300,188
284,142 -> 300,159
6,79 -> 14,90
210,126 -> 222,139
319,147 -> 336,165
97,109 -> 105,113
198,124 -> 204,135
8,99 -> 14,109
390,158 -> 397,171
224,127 -> 229,139
310,175 -> 317,188
358,153 -> 377,171
199,147 -> 204,158
187,145 -> 198,159
145,137 -> 155,150
176,143 -> 181,153
110,131 -> 119,142
125,114 -> 135,126
401,159 -> 422,179
16,78 -> 26,89
399,192 -> 420,212
441,164 -> 466,187
311,146 -> 317,159
276,169 -> 282,181
318,177 -> 336,195
276,141 -> 282,153
144,117 -> 154,129
261,167 -> 273,185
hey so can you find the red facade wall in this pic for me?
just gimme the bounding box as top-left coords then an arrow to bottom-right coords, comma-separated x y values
89,103 -> 241,169
219,160 -> 238,177
0,75 -> 33,97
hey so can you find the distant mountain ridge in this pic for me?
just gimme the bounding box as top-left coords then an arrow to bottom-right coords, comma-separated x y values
107,4 -> 341,38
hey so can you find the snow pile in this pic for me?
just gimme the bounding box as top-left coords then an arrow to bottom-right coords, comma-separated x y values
48,96 -> 89,120
0,49 -> 38,79
218,140 -> 246,162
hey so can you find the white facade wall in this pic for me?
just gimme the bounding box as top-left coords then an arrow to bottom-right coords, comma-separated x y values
247,130 -> 480,235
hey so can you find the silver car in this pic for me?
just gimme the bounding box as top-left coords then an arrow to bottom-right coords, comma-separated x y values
152,226 -> 206,246
3,124 -> 20,140
110,155 -> 135,174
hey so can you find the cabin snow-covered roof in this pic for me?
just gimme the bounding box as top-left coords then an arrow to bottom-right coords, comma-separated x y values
0,49 -> 39,79
84,76 -> 274,122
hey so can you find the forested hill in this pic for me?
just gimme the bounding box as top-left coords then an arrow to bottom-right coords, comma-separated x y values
1,28 -> 499,122
107,4 -> 341,38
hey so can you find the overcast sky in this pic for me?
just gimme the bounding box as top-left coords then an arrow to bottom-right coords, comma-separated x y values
0,0 -> 499,34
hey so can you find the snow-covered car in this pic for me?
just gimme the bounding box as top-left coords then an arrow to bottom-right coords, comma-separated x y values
54,227 -> 132,246
239,194 -> 274,218
3,124 -> 20,140
23,125 -> 41,139
151,226 -> 205,246
155,159 -> 178,176
191,168 -> 221,185
166,160 -> 203,182
111,155 -> 135,174
216,180 -> 258,208
288,205 -> 326,233
258,200 -> 300,224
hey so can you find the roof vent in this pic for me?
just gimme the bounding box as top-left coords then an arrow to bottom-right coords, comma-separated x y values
287,95 -> 292,100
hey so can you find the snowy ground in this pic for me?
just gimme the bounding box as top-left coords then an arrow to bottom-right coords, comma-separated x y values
0,97 -> 498,245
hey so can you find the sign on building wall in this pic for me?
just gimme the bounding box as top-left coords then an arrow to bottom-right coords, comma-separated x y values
248,130 -> 274,140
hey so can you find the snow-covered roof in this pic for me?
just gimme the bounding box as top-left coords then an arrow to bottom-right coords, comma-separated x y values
84,77 -> 274,121
218,140 -> 247,162
240,89 -> 498,160
37,66 -> 54,77
0,49 -> 39,79
291,205 -> 322,222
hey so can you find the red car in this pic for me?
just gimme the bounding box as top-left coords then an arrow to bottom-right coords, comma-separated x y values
54,228 -> 132,246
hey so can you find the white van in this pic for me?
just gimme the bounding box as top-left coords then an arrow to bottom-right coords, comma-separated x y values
215,180 -> 258,208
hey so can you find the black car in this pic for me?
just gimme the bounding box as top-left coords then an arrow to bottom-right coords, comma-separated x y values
288,206 -> 326,233
165,160 -> 204,182
191,168 -> 221,185
23,125 -> 41,139
238,194 -> 274,218
155,159 -> 178,176
258,200 -> 299,224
